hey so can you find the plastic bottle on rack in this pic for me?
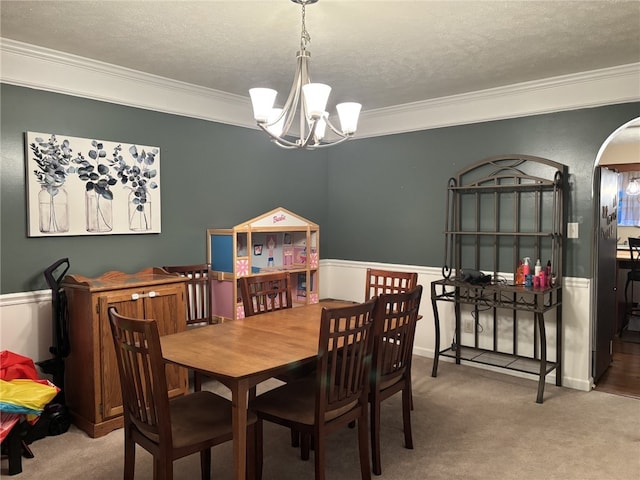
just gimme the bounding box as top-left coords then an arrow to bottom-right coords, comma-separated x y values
522,257 -> 531,276
545,260 -> 552,287
516,260 -> 524,285
534,259 -> 542,276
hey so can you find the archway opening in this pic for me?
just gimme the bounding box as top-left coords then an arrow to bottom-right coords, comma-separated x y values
592,116 -> 640,397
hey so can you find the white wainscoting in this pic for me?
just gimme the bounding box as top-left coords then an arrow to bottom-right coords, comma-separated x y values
0,260 -> 592,391
320,260 -> 592,392
0,290 -> 53,365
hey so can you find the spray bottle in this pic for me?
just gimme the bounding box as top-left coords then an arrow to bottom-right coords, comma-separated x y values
522,257 -> 531,276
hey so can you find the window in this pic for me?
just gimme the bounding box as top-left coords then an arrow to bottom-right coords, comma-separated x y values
618,171 -> 640,226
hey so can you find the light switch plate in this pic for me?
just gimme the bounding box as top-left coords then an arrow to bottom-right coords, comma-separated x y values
567,222 -> 579,239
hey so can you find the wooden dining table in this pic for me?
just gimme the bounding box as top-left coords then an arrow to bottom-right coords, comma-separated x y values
160,299 -> 354,480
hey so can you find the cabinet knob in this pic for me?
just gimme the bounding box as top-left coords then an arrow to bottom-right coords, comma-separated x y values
130,291 -> 158,300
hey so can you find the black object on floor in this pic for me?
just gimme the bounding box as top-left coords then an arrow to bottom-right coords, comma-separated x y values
0,420 -> 31,475
37,258 -> 71,407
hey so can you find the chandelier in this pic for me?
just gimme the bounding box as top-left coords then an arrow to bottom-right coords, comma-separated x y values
626,177 -> 640,196
249,0 -> 361,150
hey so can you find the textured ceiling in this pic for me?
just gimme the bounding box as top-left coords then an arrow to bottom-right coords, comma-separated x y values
2,0 -> 639,115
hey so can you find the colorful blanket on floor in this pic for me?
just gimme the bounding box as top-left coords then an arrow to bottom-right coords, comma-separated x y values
0,351 -> 60,443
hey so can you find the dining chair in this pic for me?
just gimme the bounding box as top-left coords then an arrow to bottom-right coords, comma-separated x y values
365,268 -> 418,301
108,306 -> 256,480
364,267 -> 418,411
623,238 -> 640,334
239,270 -> 309,447
239,271 -> 293,317
162,264 -> 212,326
369,285 -> 423,476
251,298 -> 378,480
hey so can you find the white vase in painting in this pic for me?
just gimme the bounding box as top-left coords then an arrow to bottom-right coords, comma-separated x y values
85,190 -> 113,232
128,190 -> 152,231
38,185 -> 69,233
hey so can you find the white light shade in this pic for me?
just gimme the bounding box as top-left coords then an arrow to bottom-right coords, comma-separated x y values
302,83 -> 331,119
313,116 -> 327,140
627,179 -> 640,196
249,88 -> 277,122
266,108 -> 285,137
336,102 -> 362,134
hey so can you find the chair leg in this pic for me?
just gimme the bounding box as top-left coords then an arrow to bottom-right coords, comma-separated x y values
402,384 -> 414,450
124,433 -> 135,480
200,448 -> 211,480
247,422 -> 257,480
153,456 -> 173,480
357,414 -> 372,480
290,428 -> 300,447
409,385 -> 414,411
409,370 -> 414,411
159,456 -> 173,480
624,278 -> 634,333
256,419 -> 264,480
313,431 -> 326,480
369,395 -> 382,476
625,278 -> 632,313
301,432 -> 311,461
193,371 -> 202,392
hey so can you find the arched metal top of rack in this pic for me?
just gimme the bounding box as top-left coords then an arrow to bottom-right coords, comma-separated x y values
451,154 -> 567,192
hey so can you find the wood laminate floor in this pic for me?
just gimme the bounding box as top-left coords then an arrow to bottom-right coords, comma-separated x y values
594,333 -> 640,399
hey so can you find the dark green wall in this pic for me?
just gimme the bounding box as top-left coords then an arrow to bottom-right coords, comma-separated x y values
325,104 -> 640,277
2,83 -> 639,293
1,84 -> 328,293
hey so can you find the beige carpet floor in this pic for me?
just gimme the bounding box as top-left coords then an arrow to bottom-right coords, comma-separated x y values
3,356 -> 639,479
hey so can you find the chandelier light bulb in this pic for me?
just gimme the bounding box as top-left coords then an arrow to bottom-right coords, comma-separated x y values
314,115 -> 327,140
249,88 -> 277,123
336,102 -> 362,135
302,83 -> 331,119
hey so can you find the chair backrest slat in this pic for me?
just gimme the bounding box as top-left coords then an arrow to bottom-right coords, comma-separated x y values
239,272 -> 292,317
365,268 -> 418,301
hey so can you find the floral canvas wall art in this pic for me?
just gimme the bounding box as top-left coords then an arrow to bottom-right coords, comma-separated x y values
25,132 -> 161,236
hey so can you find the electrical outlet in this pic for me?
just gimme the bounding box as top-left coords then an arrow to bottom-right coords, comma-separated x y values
567,222 -> 579,239
463,319 -> 474,333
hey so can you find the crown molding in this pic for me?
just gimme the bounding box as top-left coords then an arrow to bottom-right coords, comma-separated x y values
2,38 -> 639,138
0,38 -> 253,128
358,64 -> 640,138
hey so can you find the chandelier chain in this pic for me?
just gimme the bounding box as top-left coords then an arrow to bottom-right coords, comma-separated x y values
300,4 -> 311,51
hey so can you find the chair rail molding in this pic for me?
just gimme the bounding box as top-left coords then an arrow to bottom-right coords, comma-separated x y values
0,262 -> 592,393
2,38 -> 639,139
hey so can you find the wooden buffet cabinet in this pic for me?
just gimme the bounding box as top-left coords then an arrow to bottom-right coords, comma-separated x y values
62,267 -> 189,438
